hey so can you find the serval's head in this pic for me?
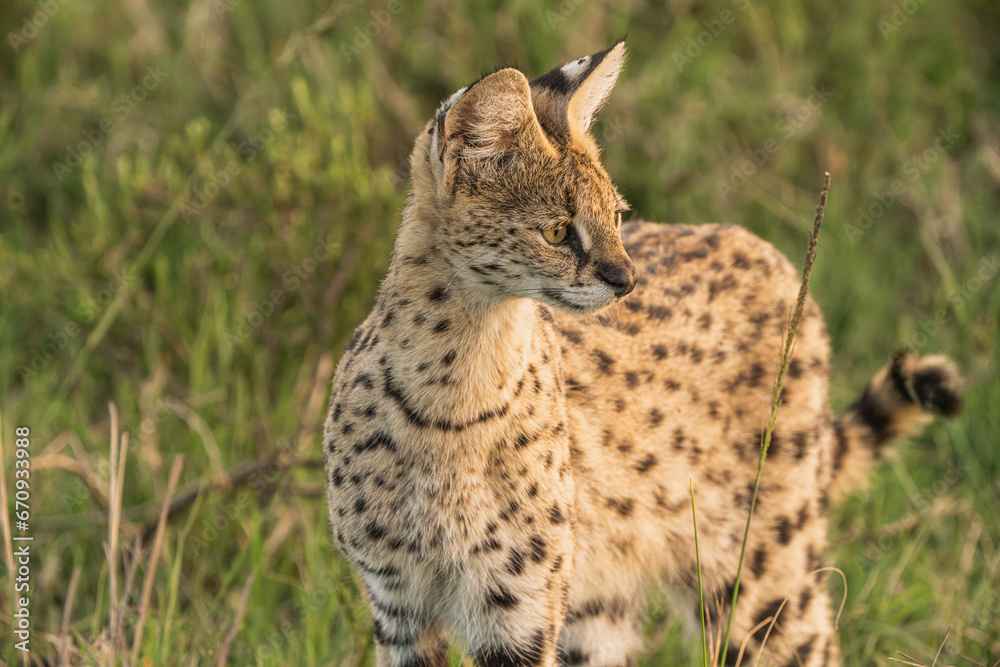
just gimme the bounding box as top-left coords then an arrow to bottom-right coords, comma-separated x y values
408,40 -> 635,315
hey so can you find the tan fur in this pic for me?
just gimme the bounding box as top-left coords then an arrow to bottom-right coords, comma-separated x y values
323,41 -> 961,666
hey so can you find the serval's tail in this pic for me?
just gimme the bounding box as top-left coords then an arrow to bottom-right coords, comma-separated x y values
830,351 -> 962,500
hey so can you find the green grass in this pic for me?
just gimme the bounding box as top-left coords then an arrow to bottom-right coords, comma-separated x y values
1,0 -> 998,664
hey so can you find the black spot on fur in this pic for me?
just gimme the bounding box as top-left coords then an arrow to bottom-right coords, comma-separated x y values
795,634 -> 817,665
549,505 -> 565,524
373,618 -> 413,647
558,647 -> 588,666
474,538 -> 502,554
652,344 -> 668,360
793,431 -> 810,460
345,328 -> 364,352
428,286 -> 447,302
443,349 -> 457,366
807,545 -> 823,572
500,500 -> 520,522
484,585 -> 520,610
746,362 -> 766,388
528,535 -> 547,563
634,453 -> 657,473
753,597 -> 785,633
672,427 -> 685,450
798,586 -> 813,614
352,373 -> 374,390
624,371 -> 639,388
722,645 -> 742,667
559,327 -> 583,344
732,252 -> 751,270
507,549 -> 526,576
366,520 -> 387,541
593,349 -> 615,373
775,516 -> 793,545
796,503 -> 810,529
355,431 -> 399,454
680,249 -> 708,262
750,546 -> 767,578
648,305 -> 672,320
566,597 -> 628,624
356,559 -> 399,578
607,497 -> 635,516
433,319 -> 450,333
473,629 -> 544,666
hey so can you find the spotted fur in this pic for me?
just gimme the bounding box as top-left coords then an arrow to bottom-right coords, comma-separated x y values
323,40 -> 962,666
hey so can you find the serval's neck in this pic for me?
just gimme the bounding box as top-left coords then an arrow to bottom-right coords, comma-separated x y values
376,207 -> 541,429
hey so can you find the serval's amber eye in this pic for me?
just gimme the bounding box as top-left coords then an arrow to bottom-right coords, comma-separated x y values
542,225 -> 568,245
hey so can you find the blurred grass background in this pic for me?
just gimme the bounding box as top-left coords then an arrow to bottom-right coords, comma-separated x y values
1,0 -> 998,664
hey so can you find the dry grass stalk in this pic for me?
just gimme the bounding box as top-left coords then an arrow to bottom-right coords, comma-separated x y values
215,571 -> 256,667
0,410 -> 17,622
59,566 -> 82,666
106,402 -> 129,666
130,455 -> 186,664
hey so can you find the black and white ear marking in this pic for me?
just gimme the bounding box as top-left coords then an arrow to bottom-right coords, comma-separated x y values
530,39 -> 626,138
432,87 -> 468,162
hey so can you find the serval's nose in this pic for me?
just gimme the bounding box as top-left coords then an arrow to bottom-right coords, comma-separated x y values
599,263 -> 636,297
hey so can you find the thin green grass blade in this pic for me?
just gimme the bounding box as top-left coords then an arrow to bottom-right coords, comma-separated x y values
719,174 -> 830,663
691,478 -> 710,667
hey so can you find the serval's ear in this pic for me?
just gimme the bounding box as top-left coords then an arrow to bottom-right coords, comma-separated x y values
530,39 -> 626,142
431,68 -> 552,194
436,68 -> 541,162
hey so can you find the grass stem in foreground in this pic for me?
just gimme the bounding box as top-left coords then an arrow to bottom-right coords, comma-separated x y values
719,173 -> 831,663
691,478 -> 710,667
